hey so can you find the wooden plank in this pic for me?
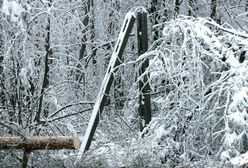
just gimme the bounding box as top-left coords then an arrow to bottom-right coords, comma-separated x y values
78,11 -> 136,154
136,9 -> 152,131
0,136 -> 80,150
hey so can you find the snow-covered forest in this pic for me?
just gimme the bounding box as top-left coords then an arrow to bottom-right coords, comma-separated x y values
1,0 -> 248,167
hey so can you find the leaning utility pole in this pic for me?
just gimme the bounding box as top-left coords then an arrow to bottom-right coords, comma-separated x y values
77,8 -> 152,157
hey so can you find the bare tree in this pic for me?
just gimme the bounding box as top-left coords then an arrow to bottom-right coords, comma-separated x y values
150,0 -> 159,41
0,18 -> 4,108
35,0 -> 53,123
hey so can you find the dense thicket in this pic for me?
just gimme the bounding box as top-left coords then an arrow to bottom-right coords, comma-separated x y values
1,0 -> 248,167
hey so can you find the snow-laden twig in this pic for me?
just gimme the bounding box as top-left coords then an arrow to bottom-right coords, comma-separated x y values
205,19 -> 248,38
0,121 -> 26,139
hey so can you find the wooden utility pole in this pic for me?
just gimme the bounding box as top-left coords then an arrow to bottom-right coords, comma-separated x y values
78,8 -> 152,155
137,9 -> 151,131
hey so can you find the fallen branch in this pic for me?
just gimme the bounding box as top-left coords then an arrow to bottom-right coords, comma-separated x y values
49,102 -> 94,118
205,19 -> 248,38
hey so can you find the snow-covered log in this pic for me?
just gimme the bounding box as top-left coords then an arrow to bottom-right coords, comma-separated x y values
0,136 -> 80,150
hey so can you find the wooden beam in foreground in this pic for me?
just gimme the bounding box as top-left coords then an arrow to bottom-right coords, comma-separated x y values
0,136 -> 80,150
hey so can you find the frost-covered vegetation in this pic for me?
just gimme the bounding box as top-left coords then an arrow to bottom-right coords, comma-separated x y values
73,17 -> 248,168
1,0 -> 248,168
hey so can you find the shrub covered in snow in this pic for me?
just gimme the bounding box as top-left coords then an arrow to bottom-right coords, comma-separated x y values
147,16 -> 248,167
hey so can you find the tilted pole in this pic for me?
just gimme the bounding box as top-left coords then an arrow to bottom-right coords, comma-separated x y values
78,8 -> 152,157
78,11 -> 136,155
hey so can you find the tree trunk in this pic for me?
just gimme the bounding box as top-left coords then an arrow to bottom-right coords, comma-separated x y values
188,0 -> 197,17
35,1 -> 52,123
175,0 -> 181,17
0,136 -> 80,150
150,0 -> 159,41
90,0 -> 97,67
112,1 -> 123,109
76,0 -> 92,83
245,0 -> 248,12
0,21 -> 4,107
105,0 -> 120,68
105,0 -> 123,108
79,0 -> 90,62
210,0 -> 220,24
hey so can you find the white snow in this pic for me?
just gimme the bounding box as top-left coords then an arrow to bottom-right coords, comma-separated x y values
224,132 -> 239,147
154,125 -> 166,141
226,50 -> 241,68
19,67 -> 29,88
1,0 -> 10,16
232,87 -> 248,107
1,0 -> 24,22
230,151 -> 248,166
228,110 -> 247,126
220,150 -> 231,160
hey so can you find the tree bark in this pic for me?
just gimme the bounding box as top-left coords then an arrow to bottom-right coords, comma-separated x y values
150,0 -> 159,41
175,0 -> 181,16
188,0 -> 197,17
35,0 -> 52,123
76,0 -> 92,83
90,0 -> 96,67
0,136 -> 80,150
0,20 -> 4,107
245,0 -> 248,12
79,0 -> 90,62
112,1 -> 123,109
210,0 -> 220,24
